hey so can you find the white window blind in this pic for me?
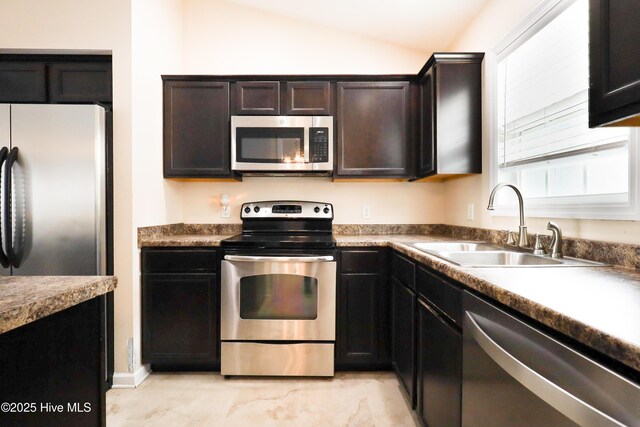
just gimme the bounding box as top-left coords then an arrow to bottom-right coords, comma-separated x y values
494,0 -> 636,218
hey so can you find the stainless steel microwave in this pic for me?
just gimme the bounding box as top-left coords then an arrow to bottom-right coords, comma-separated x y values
231,115 -> 333,172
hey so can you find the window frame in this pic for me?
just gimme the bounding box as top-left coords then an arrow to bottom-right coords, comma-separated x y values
489,0 -> 640,221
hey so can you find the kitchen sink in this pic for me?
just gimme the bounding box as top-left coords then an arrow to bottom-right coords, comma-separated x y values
434,251 -> 563,267
410,241 -> 606,268
412,242 -> 500,252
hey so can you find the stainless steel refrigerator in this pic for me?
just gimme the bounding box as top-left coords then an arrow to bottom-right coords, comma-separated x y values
0,103 -> 111,386
0,103 -> 106,276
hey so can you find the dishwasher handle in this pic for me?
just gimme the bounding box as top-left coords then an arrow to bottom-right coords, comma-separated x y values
465,311 -> 625,427
224,255 -> 334,263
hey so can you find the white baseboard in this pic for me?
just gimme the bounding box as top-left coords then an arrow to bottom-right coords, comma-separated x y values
111,364 -> 152,389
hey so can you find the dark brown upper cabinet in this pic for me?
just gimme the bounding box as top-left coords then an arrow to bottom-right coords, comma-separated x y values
285,81 -> 331,115
414,53 -> 483,181
163,80 -> 232,178
49,63 -> 112,103
235,81 -> 280,115
0,62 -> 46,102
589,0 -> 640,127
336,81 -> 410,177
0,57 -> 112,104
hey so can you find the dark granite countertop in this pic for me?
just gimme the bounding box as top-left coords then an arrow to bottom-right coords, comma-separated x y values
383,236 -> 640,374
137,224 -> 640,373
0,276 -> 117,334
140,234 -> 234,247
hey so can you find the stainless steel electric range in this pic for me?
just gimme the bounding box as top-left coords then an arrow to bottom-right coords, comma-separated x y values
220,201 -> 337,377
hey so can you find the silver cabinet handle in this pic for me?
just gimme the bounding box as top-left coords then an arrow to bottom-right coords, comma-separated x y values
224,255 -> 334,263
465,311 -> 624,427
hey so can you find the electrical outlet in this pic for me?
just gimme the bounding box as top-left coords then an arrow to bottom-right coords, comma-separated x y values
467,204 -> 474,221
221,205 -> 230,218
362,205 -> 371,219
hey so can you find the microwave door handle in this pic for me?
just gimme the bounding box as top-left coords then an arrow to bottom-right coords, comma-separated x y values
224,255 -> 334,263
304,125 -> 310,163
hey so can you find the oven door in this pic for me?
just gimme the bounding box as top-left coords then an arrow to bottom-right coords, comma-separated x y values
221,255 -> 336,341
231,116 -> 313,171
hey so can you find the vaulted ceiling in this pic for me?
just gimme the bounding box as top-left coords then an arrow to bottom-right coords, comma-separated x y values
223,0 -> 492,52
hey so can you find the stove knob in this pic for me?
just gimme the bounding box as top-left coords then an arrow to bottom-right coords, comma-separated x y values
244,206 -> 251,214
254,206 -> 260,213
323,207 -> 330,214
314,206 -> 320,213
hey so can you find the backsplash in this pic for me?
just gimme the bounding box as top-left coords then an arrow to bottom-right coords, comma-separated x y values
137,223 -> 640,269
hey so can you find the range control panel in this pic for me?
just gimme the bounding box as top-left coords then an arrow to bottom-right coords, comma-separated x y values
241,201 -> 333,219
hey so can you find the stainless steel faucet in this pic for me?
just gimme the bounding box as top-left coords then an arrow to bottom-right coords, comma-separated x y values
487,183 -> 529,248
546,221 -> 563,258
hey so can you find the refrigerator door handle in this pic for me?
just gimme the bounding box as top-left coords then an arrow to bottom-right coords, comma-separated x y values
4,147 -> 19,267
0,146 -> 9,268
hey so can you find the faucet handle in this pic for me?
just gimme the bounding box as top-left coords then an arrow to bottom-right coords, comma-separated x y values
506,230 -> 517,246
546,221 -> 564,258
533,233 -> 547,256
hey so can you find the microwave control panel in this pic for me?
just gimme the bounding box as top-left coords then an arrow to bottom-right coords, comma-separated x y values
309,127 -> 329,163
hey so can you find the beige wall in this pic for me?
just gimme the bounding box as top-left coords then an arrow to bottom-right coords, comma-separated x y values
182,178 -> 444,224
177,0 -> 442,225
444,0 -> 640,244
181,0 -> 427,75
131,0 -> 184,373
0,0 -> 136,373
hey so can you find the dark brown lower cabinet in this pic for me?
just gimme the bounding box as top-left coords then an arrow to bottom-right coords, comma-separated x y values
0,296 -> 106,427
336,248 -> 390,369
391,277 -> 417,407
417,298 -> 462,427
141,248 -> 219,369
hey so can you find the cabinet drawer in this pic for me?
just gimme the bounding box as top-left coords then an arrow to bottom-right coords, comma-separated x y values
392,252 -> 415,290
417,265 -> 461,326
141,248 -> 217,273
340,249 -> 380,274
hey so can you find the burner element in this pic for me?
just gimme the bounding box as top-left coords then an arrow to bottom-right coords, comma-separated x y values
221,200 -> 335,250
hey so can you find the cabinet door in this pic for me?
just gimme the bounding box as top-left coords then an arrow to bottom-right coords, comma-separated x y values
415,56 -> 483,179
336,81 -> 410,177
163,80 -> 231,177
589,0 -> 640,126
0,62 -> 46,102
417,299 -> 462,427
392,277 -> 416,408
417,68 -> 436,177
336,248 -> 389,369
142,273 -> 218,366
49,63 -> 112,103
337,274 -> 390,368
235,81 -> 280,115
285,81 -> 331,115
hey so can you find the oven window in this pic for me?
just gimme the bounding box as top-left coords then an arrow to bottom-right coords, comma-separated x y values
239,274 -> 318,320
236,127 -> 305,163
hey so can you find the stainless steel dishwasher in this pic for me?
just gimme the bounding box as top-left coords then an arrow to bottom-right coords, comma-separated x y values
462,291 -> 640,427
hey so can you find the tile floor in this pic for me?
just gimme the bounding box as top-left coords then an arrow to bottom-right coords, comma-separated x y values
107,371 -> 418,426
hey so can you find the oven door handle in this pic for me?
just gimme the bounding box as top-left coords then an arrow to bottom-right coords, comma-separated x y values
224,255 -> 334,263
